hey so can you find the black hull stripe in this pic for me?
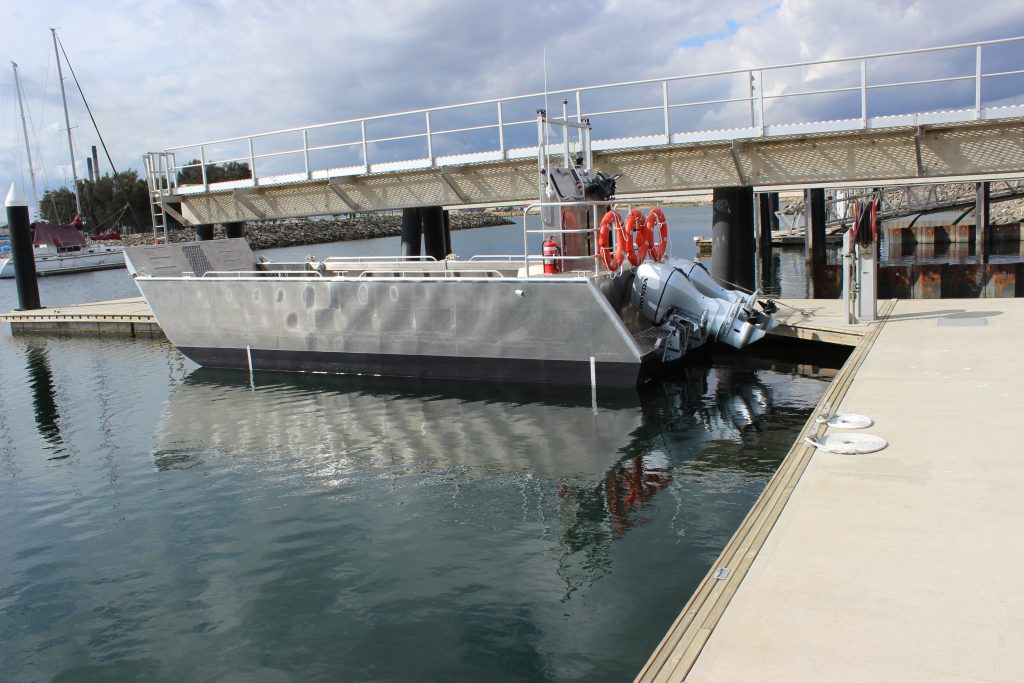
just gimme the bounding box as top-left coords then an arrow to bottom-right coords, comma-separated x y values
179,347 -> 641,388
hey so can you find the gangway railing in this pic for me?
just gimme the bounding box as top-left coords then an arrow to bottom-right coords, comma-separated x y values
145,36 -> 1024,199
828,180 -> 1024,225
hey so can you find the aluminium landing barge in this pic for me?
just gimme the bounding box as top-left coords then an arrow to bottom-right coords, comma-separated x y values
126,112 -> 778,387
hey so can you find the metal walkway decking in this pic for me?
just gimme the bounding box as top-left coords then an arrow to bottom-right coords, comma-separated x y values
638,298 -> 1024,682
145,37 -> 1024,226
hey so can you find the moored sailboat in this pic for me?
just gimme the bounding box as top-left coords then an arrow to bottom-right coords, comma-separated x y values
0,220 -> 124,278
2,33 -> 126,279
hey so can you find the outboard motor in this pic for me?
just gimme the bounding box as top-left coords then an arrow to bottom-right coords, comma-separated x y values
631,256 -> 780,362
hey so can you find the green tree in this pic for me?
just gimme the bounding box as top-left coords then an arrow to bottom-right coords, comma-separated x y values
177,160 -> 252,186
38,187 -> 77,224
39,170 -> 153,233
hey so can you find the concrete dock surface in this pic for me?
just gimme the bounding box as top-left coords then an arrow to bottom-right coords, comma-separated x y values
770,298 -> 867,346
639,298 -> 1024,682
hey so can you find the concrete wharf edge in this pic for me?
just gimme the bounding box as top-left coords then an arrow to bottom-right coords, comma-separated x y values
638,298 -> 1024,682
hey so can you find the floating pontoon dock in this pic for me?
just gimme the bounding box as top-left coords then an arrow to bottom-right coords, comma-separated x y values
638,298 -> 1024,682
0,297 -> 163,337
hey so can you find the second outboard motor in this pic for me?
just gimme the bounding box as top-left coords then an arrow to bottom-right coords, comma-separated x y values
631,256 -> 779,362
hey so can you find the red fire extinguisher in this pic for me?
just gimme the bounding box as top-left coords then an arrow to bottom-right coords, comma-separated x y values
543,236 -> 561,274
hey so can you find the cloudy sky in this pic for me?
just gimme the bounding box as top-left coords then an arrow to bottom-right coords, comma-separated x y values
1,0 -> 1023,213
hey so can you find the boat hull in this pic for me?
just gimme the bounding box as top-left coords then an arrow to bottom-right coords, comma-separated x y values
125,237 -> 778,389
131,259 -> 646,388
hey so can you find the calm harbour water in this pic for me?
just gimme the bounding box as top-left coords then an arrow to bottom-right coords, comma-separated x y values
0,212 -> 838,682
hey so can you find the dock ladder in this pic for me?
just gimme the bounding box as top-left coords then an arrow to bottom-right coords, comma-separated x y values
144,152 -> 179,242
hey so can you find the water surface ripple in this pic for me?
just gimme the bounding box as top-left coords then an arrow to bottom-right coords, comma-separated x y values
0,219 -> 835,681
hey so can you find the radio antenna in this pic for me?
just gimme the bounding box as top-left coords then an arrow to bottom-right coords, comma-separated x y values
543,45 -> 550,118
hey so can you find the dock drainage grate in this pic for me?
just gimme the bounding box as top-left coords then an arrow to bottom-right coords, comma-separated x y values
937,317 -> 988,327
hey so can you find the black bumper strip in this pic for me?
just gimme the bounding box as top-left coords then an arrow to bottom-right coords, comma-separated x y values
178,347 -> 641,388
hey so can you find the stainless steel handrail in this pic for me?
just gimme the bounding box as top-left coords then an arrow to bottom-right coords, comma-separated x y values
165,36 -> 1024,150
467,254 -> 526,261
323,255 -> 439,262
198,270 -> 323,278
520,198 -> 669,274
356,269 -> 504,279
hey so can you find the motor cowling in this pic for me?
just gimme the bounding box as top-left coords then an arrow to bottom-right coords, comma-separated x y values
631,256 -> 779,350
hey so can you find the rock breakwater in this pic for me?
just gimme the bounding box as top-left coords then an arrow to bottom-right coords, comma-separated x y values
112,211 -> 514,250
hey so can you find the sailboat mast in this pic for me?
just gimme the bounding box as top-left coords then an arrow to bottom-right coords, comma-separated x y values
51,27 -> 82,218
11,61 -> 39,213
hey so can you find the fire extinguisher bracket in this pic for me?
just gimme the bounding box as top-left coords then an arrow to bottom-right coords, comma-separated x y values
542,235 -> 562,275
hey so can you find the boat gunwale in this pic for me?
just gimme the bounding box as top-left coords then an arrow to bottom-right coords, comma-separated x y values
132,272 -> 609,284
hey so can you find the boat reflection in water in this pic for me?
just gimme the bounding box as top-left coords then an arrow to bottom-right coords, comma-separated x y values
154,372 -> 644,483
143,354 -> 835,680
155,353 -> 830,550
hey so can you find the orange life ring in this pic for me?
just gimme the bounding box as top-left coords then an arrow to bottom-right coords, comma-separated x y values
598,210 -> 626,271
623,209 -> 647,266
645,208 -> 669,261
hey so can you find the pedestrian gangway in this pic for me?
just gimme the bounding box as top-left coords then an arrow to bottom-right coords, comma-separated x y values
145,37 -> 1024,227
789,179 -> 1024,231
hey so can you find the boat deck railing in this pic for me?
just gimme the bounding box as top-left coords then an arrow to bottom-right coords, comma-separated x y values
322,255 -> 439,263
186,258 -> 602,282
188,196 -> 673,281
199,270 -> 324,278
355,268 -> 507,279
184,267 -> 588,281
521,198 -> 669,275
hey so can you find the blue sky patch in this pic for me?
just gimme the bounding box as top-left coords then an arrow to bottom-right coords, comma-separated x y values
677,19 -> 741,48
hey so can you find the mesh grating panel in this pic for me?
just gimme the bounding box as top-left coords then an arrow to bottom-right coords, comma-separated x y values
633,326 -> 671,356
182,244 -> 213,276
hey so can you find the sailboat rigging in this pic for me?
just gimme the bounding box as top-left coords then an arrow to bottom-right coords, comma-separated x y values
51,27 -> 82,218
0,30 -> 126,278
12,61 -> 39,209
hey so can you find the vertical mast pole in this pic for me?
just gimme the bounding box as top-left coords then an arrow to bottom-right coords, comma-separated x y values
11,62 -> 39,212
52,27 -> 82,218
